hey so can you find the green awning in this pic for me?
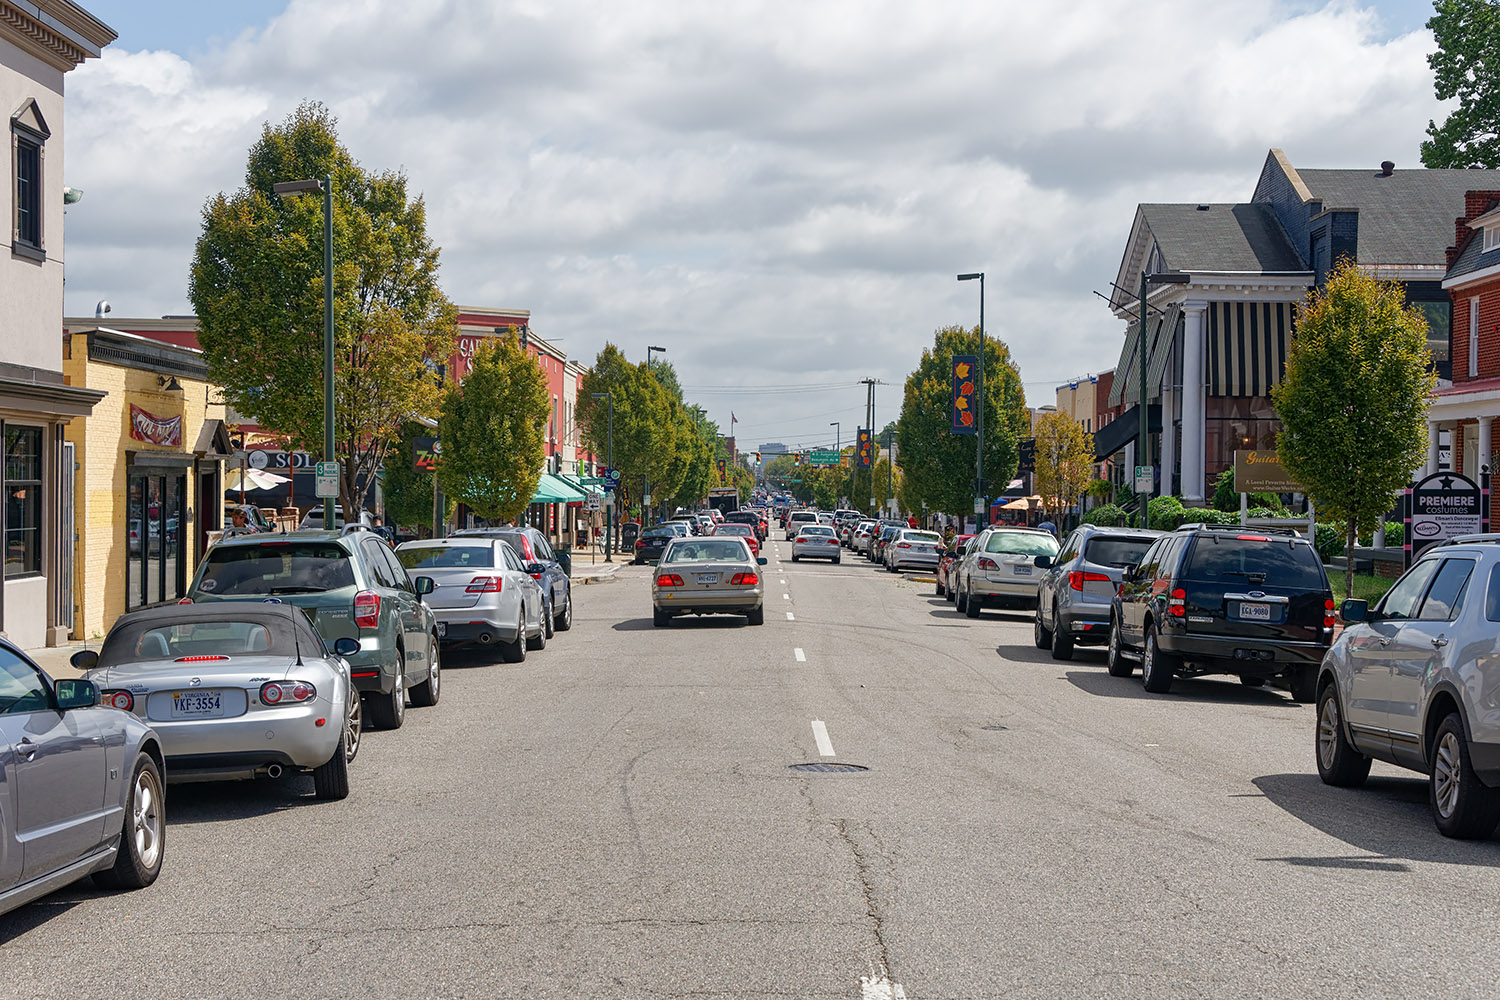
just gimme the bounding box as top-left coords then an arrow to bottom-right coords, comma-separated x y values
532,473 -> 587,504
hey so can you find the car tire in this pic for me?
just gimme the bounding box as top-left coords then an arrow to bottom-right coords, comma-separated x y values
1287,665 -> 1317,704
542,599 -> 555,639
312,723 -> 353,800
964,585 -> 981,618
833,556 -> 841,565
1034,612 -> 1051,649
526,613 -> 547,651
1315,683 -> 1371,788
555,588 -> 573,631
1050,613 -> 1074,661
93,751 -> 165,890
409,639 -> 442,707
366,651 -> 407,729
1106,618 -> 1133,677
747,605 -> 764,626
1140,623 -> 1174,694
501,613 -> 527,663
955,585 -> 968,614
653,608 -> 670,627
791,554 -> 800,563
1430,712 -> 1500,839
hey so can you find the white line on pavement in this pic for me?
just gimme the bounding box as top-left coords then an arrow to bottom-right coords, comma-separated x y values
782,593 -> 790,600
860,966 -> 908,1000
794,647 -> 806,662
811,720 -> 835,757
786,612 -> 795,620
779,579 -> 787,585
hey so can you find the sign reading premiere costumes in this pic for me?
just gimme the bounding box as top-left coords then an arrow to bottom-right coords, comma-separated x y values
1233,449 -> 1299,493
129,405 -> 182,447
1406,472 -> 1485,565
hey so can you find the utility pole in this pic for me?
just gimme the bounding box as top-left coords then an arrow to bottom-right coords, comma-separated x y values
861,378 -> 877,516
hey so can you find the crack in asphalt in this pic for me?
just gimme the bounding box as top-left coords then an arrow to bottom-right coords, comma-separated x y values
834,818 -> 894,982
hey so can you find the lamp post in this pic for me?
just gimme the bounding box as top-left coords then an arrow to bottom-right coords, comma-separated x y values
590,392 -> 614,561
644,346 -> 666,523
273,175 -> 335,530
958,272 -> 985,525
1135,269 -> 1191,528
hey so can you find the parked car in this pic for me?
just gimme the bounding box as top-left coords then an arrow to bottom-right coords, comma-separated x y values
792,525 -> 842,562
634,524 -> 685,565
711,522 -> 761,557
884,529 -> 943,573
186,528 -> 440,731
0,638 -> 165,916
936,534 -> 975,599
451,527 -> 574,634
869,523 -> 905,564
297,508 -> 376,531
954,526 -> 1060,616
668,516 -> 702,536
852,521 -> 878,555
1034,525 -> 1162,660
1107,524 -> 1333,698
785,510 -> 819,541
76,603 -> 361,799
1315,536 -> 1500,838
395,537 -> 547,661
652,537 -> 767,626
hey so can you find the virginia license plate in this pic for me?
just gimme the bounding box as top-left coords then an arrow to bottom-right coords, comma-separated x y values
1012,565 -> 1032,576
171,691 -> 223,718
1238,602 -> 1271,621
436,622 -> 446,637
696,573 -> 719,585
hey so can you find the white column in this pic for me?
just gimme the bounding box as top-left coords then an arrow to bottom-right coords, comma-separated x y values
1180,304 -> 1207,502
1480,416 -> 1493,478
1124,441 -> 1136,490
1161,384 -> 1176,498
1427,421 -> 1441,476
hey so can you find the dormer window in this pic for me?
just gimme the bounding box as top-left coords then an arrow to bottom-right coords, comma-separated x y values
11,98 -> 50,261
1486,225 -> 1500,253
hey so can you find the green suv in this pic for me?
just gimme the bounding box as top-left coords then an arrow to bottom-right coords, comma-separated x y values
186,527 -> 441,729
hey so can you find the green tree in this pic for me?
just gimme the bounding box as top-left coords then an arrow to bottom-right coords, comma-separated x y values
1032,411 -> 1095,519
1421,0 -> 1500,169
871,457 -> 902,513
578,345 -> 682,518
383,421 -> 436,533
666,408 -> 715,508
437,336 -> 550,523
896,325 -> 1029,517
1272,260 -> 1437,597
190,102 -> 458,522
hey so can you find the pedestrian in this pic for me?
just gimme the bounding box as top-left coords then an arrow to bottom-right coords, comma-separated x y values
1037,516 -> 1058,537
907,513 -> 918,529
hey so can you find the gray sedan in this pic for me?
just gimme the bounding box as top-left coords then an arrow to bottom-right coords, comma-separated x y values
1,638 -> 165,917
652,537 -> 767,626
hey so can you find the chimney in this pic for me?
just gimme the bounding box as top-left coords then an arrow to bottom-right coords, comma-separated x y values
1379,161 -> 1395,177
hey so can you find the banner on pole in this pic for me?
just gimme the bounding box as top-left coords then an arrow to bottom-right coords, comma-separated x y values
951,355 -> 978,434
856,428 -> 873,469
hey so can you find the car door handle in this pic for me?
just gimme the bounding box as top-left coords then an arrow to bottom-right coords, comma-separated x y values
1377,637 -> 1392,647
14,739 -> 37,759
1432,636 -> 1448,648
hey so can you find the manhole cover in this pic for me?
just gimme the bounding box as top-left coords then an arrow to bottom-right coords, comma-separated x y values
981,725 -> 1008,731
788,762 -> 870,773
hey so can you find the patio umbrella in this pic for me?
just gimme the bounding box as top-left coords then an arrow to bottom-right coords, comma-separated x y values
225,467 -> 291,492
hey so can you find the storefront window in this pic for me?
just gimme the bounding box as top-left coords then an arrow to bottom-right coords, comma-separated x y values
4,426 -> 42,577
127,470 -> 186,609
1204,397 -> 1281,485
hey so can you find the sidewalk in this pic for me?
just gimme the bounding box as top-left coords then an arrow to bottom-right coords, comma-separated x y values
571,562 -> 621,584
24,640 -> 94,680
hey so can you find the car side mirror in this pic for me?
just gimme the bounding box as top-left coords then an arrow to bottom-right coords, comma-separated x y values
525,562 -> 546,576
56,678 -> 99,710
333,636 -> 362,656
70,649 -> 99,671
1033,555 -> 1053,569
413,575 -> 435,596
1340,598 -> 1368,623
757,557 -> 768,566
1122,566 -> 1138,583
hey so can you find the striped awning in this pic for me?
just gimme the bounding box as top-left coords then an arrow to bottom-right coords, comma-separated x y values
1108,317 -> 1146,408
1146,305 -> 1182,396
1108,306 -> 1180,407
1206,301 -> 1297,397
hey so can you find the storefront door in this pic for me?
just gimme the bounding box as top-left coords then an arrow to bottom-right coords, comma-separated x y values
126,471 -> 186,610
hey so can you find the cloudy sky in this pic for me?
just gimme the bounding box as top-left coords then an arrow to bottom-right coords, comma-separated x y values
63,0 -> 1444,452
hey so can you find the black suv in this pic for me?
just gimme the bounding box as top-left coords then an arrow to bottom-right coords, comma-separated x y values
721,510 -> 765,541
1107,524 -> 1334,699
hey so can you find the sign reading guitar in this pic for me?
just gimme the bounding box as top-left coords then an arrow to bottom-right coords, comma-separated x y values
129,404 -> 182,447
1406,472 -> 1485,565
1232,449 -> 1300,494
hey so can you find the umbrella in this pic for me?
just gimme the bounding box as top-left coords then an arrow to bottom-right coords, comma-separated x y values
999,496 -> 1040,510
225,467 -> 291,492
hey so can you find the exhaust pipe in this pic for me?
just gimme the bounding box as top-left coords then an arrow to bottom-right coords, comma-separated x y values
266,764 -> 283,779
478,632 -> 492,644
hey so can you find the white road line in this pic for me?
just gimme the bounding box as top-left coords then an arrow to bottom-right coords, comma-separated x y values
794,647 -> 806,662
782,593 -> 790,600
786,612 -> 795,620
779,579 -> 787,585
860,966 -> 908,1000
811,720 -> 835,757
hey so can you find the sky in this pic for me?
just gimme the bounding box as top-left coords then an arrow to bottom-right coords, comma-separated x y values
61,0 -> 1448,453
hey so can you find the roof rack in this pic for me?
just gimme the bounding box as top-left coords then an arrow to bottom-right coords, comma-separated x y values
1175,522 -> 1303,537
340,524 -> 371,536
1437,534 -> 1500,546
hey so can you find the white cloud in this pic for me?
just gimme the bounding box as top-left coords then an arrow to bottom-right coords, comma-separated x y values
60,0 -> 1443,448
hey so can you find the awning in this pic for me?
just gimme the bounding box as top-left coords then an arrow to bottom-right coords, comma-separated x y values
193,418 -> 235,460
1146,304 -> 1183,396
1107,318 -> 1146,408
1110,306 -> 1181,407
1092,403 -> 1161,461
1206,301 -> 1296,397
532,473 -> 587,504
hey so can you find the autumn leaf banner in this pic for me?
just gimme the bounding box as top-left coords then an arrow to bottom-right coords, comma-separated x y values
951,355 -> 978,435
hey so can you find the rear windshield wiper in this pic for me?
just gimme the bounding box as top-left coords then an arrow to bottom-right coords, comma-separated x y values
269,585 -> 330,594
1223,571 -> 1267,584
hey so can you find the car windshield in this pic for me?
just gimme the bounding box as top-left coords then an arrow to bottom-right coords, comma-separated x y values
663,540 -> 751,563
1084,537 -> 1156,567
395,545 -> 495,569
984,531 -> 1059,557
1183,536 -> 1327,589
196,543 -> 356,596
101,619 -> 298,664
642,527 -> 677,539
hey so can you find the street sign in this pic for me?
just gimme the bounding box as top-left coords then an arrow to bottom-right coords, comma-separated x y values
579,477 -> 605,486
809,450 -> 839,466
601,469 -> 621,488
974,498 -> 985,513
315,461 -> 339,498
1134,465 -> 1153,492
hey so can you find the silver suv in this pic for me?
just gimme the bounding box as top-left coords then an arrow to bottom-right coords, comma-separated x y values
1316,535 -> 1500,839
1034,525 -> 1162,660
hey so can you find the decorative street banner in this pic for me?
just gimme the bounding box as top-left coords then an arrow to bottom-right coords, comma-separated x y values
951,355 -> 978,434
716,458 -> 727,483
856,428 -> 873,469
1405,471 -> 1486,566
129,404 -> 182,447
413,437 -> 441,472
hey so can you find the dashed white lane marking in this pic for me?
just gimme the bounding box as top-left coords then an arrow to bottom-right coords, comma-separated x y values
860,966 -> 908,999
811,719 -> 835,757
782,593 -> 790,600
779,579 -> 787,585
794,647 -> 806,662
786,612 -> 795,620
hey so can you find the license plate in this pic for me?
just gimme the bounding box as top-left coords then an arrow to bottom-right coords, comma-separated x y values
1238,602 -> 1271,621
696,573 -> 719,585
436,622 -> 446,637
171,691 -> 224,718
1012,565 -> 1032,576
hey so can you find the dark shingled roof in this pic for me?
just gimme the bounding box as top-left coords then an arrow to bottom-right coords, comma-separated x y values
1139,203 -> 1304,273
1447,200 -> 1500,282
1298,167 -> 1500,267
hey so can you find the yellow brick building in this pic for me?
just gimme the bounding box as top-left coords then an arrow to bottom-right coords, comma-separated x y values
63,328 -> 231,639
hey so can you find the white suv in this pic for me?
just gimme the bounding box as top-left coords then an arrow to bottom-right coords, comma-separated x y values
954,526 -> 1059,617
784,510 -> 818,541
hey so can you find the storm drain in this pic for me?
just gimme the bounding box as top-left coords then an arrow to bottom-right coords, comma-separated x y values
788,762 -> 870,773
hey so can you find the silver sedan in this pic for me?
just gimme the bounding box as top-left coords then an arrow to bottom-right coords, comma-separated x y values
791,525 -> 842,563
652,537 -> 767,626
395,537 -> 547,663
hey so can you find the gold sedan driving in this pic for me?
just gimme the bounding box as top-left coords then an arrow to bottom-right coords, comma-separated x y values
652,537 -> 767,627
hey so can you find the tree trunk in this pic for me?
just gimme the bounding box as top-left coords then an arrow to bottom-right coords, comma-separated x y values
1344,519 -> 1356,600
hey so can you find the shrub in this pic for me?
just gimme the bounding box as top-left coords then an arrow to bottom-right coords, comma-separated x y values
1313,522 -> 1347,563
1210,468 -> 1285,513
1081,503 -> 1125,526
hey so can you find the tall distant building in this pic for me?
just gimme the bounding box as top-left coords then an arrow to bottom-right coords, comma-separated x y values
758,442 -> 788,453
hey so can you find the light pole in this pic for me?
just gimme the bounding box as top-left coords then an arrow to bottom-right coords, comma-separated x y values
958,272 -> 985,526
274,176 -> 335,529
1135,269 -> 1191,528
591,392 -> 614,561
644,346 -> 666,522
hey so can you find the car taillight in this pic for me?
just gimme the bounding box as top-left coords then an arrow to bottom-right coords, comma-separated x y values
1324,599 -> 1337,628
896,542 -> 911,548
353,590 -> 380,628
103,690 -> 133,712
978,557 -> 998,570
1169,587 -> 1186,617
177,597 -> 193,605
260,681 -> 317,705
828,538 -> 839,545
1068,571 -> 1111,591
731,573 -> 759,585
656,574 -> 684,587
466,576 -> 503,593
175,655 -> 230,662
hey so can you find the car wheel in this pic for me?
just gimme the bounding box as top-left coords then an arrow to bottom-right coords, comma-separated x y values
526,610 -> 548,651
555,588 -> 573,631
955,585 -> 968,614
501,613 -> 527,663
93,751 -> 165,890
747,605 -> 764,626
1034,612 -> 1052,650
1141,623 -> 1174,694
1287,665 -> 1317,704
1315,684 -> 1371,788
312,722 -> 352,800
1430,712 -> 1500,839
1106,618 -> 1133,677
410,638 -> 441,707
653,608 -> 670,627
791,554 -> 800,563
366,651 -> 407,729
542,598 -> 555,638
1050,612 -> 1074,661
833,556 -> 841,565
964,585 -> 981,618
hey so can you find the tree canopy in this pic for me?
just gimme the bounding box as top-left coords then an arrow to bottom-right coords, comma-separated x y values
1422,0 -> 1500,169
1032,411 -> 1095,518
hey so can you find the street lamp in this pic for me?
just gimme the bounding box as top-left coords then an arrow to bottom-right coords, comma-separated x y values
273,176 -> 336,530
1135,269 -> 1191,528
591,392 -> 614,561
958,272 -> 985,525
643,346 -> 666,522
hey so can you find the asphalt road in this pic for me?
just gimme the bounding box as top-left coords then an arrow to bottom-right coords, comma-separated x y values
4,536 -> 1498,999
